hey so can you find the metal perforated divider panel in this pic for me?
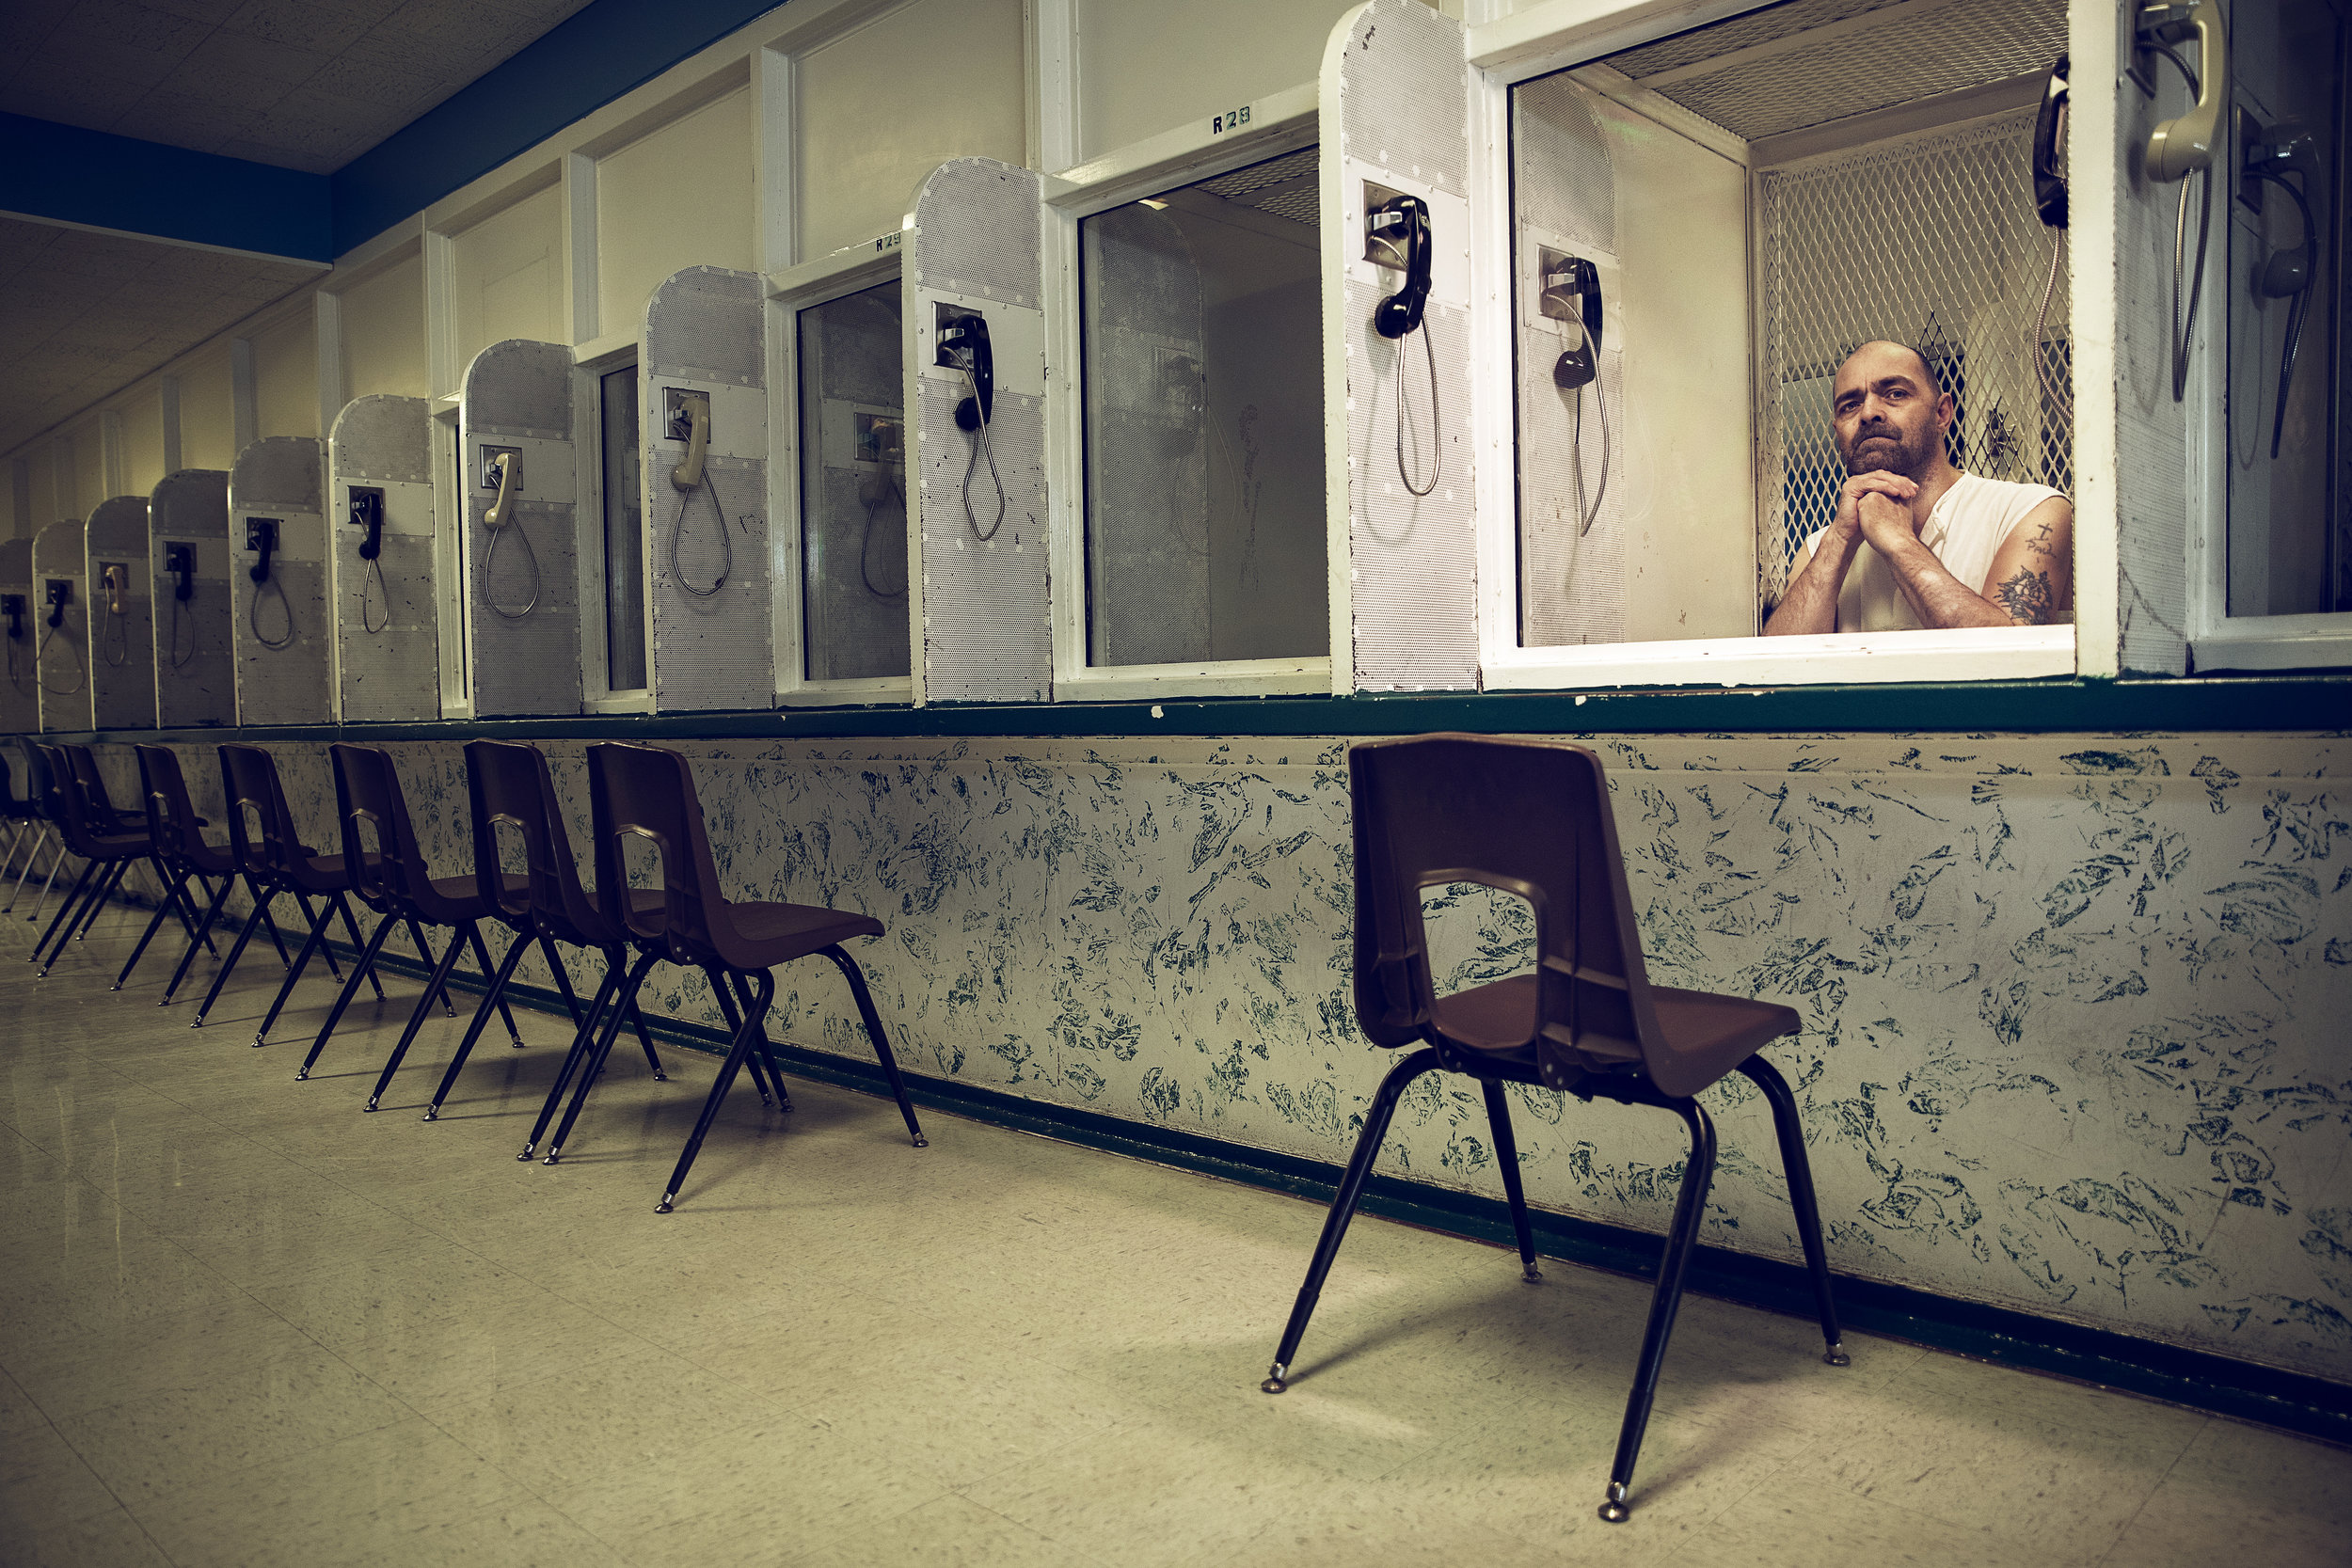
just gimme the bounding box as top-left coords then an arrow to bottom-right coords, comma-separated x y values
644,268 -> 769,713
2112,40 -> 2188,673
33,520 -> 92,732
230,437 -> 330,725
327,396 -> 440,722
1083,205 -> 1210,665
1757,110 -> 2073,609
463,340 -> 581,717
910,158 -> 1050,705
149,470 -> 231,727
0,540 -> 37,734
1336,0 -> 1478,690
85,496 -> 155,730
1512,77 -> 1626,648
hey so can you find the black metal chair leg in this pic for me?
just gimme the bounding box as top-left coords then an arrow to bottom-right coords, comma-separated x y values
289,893 -> 344,984
325,894 -> 377,996
30,862 -> 97,962
1599,1097 -> 1718,1525
656,970 -> 774,1213
821,945 -> 926,1147
64,859 -> 132,950
1482,1080 -> 1542,1283
1262,1047 -> 1443,1394
294,915 -> 397,1079
540,936 -> 585,1029
111,884 -> 182,990
626,998 -> 665,1078
537,950 -> 657,1163
1737,1053 -> 1848,1365
466,924 -> 523,1044
405,918 -> 456,1015
708,973 -> 773,1107
254,895 -> 342,1044
256,889 -> 292,968
425,931 -> 532,1120
728,971 -> 790,1111
35,861 -> 115,972
163,875 -> 234,1005
191,896 -> 271,1024
365,925 -> 469,1111
521,953 -> 627,1157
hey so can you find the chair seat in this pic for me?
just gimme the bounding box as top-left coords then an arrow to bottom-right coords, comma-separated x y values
1428,974 -> 1797,1087
415,871 -> 527,924
86,831 -> 150,859
718,899 -> 883,967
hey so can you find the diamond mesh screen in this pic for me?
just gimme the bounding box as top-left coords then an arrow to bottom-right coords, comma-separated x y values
1757,109 -> 2072,607
1198,148 -> 1319,225
1604,0 -> 1904,82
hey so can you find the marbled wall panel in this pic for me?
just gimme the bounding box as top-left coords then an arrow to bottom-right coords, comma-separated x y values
98,731 -> 2348,1382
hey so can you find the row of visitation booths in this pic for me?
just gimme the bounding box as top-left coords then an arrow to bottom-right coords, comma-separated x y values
7,0 -> 2297,730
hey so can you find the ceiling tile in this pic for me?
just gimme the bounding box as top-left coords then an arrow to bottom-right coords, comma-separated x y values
132,0 -> 247,23
222,0 -> 402,54
0,72 -> 151,129
175,27 -> 335,84
36,1 -> 219,66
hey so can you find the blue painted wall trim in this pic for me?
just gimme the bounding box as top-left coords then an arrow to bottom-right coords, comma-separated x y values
0,115 -> 331,262
331,0 -> 791,255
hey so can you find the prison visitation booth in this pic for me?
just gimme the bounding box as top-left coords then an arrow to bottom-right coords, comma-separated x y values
775,244 -> 913,699
462,340 -> 583,717
84,496 -> 155,731
150,470 -> 233,729
32,520 -> 92,733
0,540 -> 38,735
641,267 -> 771,712
906,161 -> 1050,704
229,437 -> 333,726
327,396 -> 441,722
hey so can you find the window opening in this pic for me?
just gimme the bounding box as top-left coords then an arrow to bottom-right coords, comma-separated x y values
798,280 -> 910,682
600,364 -> 648,690
1080,146 -> 1328,667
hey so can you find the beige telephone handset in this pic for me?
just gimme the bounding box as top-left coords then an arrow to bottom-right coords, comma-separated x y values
2144,0 -> 2227,182
479,449 -> 540,620
664,390 -> 731,597
669,394 -> 709,491
98,562 -> 130,669
99,562 -> 128,618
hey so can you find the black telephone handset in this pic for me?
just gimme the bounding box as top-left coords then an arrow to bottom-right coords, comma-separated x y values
938,314 -> 994,432
164,545 -> 195,602
246,519 -> 278,584
1545,257 -> 1604,388
3,594 -> 23,643
44,580 -> 69,628
350,488 -> 385,561
2033,55 -> 2069,228
1370,196 -> 1433,340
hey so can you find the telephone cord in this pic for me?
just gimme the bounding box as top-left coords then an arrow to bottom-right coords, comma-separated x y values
249,575 -> 295,652
5,637 -> 22,691
2170,163 -> 2211,404
861,475 -> 908,599
2029,225 -> 2073,424
672,465 -> 734,598
168,591 -> 197,671
2260,173 -> 2318,459
483,514 -> 542,620
959,363 -> 1008,544
360,555 -> 389,635
102,604 -> 129,669
1569,319 -> 1613,538
37,623 -> 85,697
1394,318 -> 1440,499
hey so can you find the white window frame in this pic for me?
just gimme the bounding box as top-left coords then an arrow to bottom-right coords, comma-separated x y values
575,343 -> 655,714
429,399 -> 472,721
1463,0 -> 2081,693
1042,82 -> 1337,703
767,235 -> 916,706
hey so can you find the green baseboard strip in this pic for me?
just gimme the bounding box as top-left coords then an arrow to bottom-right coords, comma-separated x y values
299,932 -> 2352,1449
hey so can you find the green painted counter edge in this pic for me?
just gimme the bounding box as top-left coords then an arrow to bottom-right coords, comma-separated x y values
32,671 -> 2352,747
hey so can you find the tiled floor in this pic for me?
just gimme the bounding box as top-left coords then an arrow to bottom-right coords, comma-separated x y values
3,895 -> 2346,1568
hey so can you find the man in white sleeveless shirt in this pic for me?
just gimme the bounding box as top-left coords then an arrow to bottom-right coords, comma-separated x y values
1764,341 -> 2073,635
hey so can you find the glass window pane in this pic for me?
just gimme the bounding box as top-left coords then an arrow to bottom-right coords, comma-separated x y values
2227,1 -> 2347,616
799,280 -> 910,682
1081,147 -> 1327,668
599,364 -> 646,691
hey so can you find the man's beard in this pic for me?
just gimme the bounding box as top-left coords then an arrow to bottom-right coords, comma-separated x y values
1841,421 -> 1937,478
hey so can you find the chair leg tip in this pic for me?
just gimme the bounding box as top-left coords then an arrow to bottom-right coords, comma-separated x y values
655,1196 -> 675,1214
652,1071 -> 666,1082
1260,1366 -> 1288,1395
912,1133 -> 930,1148
541,1153 -> 560,1165
1522,1264 -> 1544,1284
421,1109 -> 438,1122
361,1101 -> 378,1114
1823,1343 -> 1851,1368
1598,1484 -> 1630,1524
516,1147 -> 534,1162
294,1069 -> 308,1082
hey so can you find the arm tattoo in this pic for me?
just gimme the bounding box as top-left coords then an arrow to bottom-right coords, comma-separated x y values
1995,567 -> 2056,624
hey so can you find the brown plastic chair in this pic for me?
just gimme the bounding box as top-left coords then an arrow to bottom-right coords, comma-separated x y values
1258,734 -> 1845,1524
558,741 -> 925,1212
196,743 -> 375,1030
423,740 -> 665,1128
286,743 -> 527,1104
28,744 -> 155,975
112,745 -> 233,993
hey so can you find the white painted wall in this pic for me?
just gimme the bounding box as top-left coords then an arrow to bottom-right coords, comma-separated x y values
597,87 -> 758,332
177,346 -> 237,473
252,311 -> 318,439
448,182 -> 565,378
119,387 -> 167,499
1075,0 -> 1360,159
340,250 -> 429,403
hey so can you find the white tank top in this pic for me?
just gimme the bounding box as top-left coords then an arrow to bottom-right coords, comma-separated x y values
1802,472 -> 2068,633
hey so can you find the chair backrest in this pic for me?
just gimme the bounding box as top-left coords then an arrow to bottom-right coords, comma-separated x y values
328,743 -> 426,912
64,746 -> 123,832
41,744 -> 106,855
15,737 -> 53,816
135,744 -> 207,863
218,743 -> 307,880
465,739 -> 606,942
1347,734 -> 1664,1092
586,742 -> 731,966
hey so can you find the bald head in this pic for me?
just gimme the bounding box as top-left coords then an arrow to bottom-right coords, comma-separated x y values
1831,341 -> 1954,480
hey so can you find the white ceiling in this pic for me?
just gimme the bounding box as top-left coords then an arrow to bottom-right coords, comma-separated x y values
0,0 -> 596,175
0,218 -> 324,458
